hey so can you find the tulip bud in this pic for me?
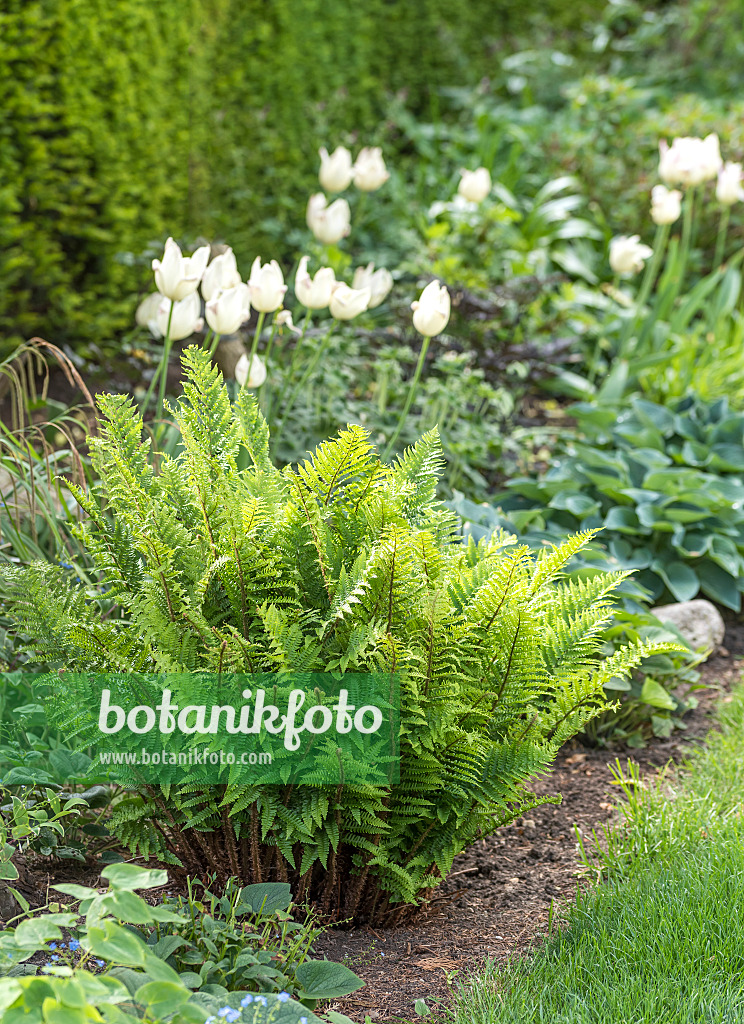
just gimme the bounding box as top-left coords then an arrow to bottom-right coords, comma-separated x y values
306,194 -> 351,245
457,167 -> 492,203
295,256 -> 336,309
329,282 -> 371,320
609,235 -> 653,276
411,280 -> 450,337
156,292 -> 204,341
205,283 -> 251,336
201,248 -> 242,302
352,263 -> 393,309
235,353 -> 267,389
658,133 -> 722,186
716,162 -> 744,205
352,147 -> 390,192
650,185 -> 682,225
319,146 -> 353,192
152,237 -> 210,301
248,257 -> 287,313
135,292 -> 164,339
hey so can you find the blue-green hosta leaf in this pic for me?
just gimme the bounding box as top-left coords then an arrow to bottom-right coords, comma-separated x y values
651,559 -> 699,602
697,560 -> 741,611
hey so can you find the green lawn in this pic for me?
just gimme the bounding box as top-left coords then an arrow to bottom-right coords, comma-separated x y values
447,681 -> 744,1024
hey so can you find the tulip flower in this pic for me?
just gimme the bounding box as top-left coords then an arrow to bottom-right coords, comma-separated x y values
205,283 -> 251,336
156,292 -> 204,341
609,235 -> 653,277
295,256 -> 336,309
329,282 -> 371,320
248,257 -> 287,313
306,194 -> 351,245
135,292 -> 163,338
201,248 -> 242,301
353,147 -> 390,191
352,263 -> 393,309
234,353 -> 267,389
658,134 -> 722,187
319,146 -> 353,192
152,237 -> 210,301
716,162 -> 744,205
650,185 -> 682,225
457,167 -> 492,202
411,280 -> 451,337
383,279 -> 451,460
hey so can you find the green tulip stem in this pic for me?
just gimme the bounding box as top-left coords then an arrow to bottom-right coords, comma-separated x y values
262,315 -> 280,368
383,333 -> 432,461
272,320 -> 336,454
715,206 -> 731,269
621,222 -> 670,358
268,308 -> 313,425
140,299 -> 172,417
153,301 -> 175,424
679,185 -> 696,281
246,310 -> 266,382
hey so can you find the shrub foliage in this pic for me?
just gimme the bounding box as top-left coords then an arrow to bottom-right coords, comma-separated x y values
3,349 -> 666,923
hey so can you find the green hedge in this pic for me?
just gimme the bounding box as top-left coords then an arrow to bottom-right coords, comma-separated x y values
0,0 -> 605,360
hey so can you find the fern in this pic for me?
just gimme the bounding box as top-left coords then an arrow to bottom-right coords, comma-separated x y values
0,347 -> 681,923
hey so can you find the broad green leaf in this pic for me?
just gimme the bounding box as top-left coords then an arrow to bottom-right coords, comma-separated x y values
101,863 -> 168,891
698,561 -> 741,611
295,960 -> 364,999
236,882 -> 292,914
639,678 -> 676,711
86,922 -> 148,966
651,559 -> 699,602
134,980 -> 190,1016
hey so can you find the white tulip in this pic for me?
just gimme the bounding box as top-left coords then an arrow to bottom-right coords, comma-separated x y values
156,292 -> 204,341
205,283 -> 251,336
295,256 -> 336,309
275,309 -> 302,334
152,237 -> 210,301
201,248 -> 242,301
716,162 -> 744,205
411,281 -> 450,337
319,146 -> 353,192
353,147 -> 390,191
650,185 -> 682,225
248,257 -> 287,313
457,167 -> 492,202
306,193 -> 351,245
658,133 -> 722,187
609,235 -> 654,276
135,292 -> 164,338
352,263 -> 393,308
329,282 -> 371,320
234,353 -> 267,389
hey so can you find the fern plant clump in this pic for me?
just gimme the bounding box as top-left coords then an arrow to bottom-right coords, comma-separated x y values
3,348 -> 670,923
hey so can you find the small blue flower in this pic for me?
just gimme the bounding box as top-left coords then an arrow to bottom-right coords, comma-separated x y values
68,939 -> 80,951
240,995 -> 253,1007
255,995 -> 267,1007
205,1018 -> 216,1024
218,1011 -> 239,1023
51,955 -> 59,962
277,992 -> 290,1003
300,1018 -> 308,1024
48,943 -> 58,951
95,959 -> 105,967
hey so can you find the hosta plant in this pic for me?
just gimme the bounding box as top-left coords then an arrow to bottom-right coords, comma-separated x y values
3,348 -> 669,923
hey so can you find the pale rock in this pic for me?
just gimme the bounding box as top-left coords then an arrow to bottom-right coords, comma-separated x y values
651,599 -> 725,653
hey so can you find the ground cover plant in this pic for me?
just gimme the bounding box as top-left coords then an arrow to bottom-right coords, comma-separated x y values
0,348 -> 672,923
446,680 -> 744,1024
